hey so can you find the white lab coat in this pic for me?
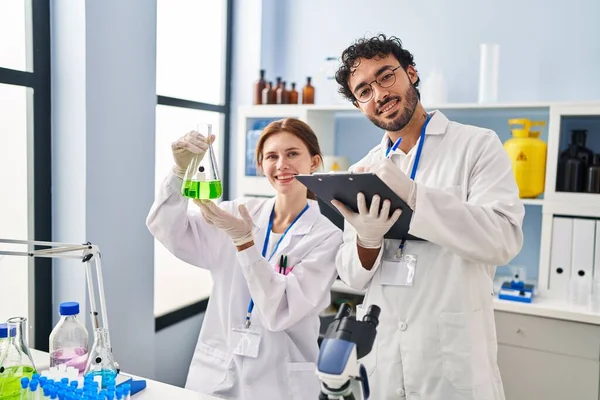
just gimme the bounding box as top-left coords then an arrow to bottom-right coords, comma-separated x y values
147,171 -> 343,399
337,110 -> 524,400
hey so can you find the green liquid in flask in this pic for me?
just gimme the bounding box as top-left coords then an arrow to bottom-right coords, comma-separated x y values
0,365 -> 36,399
182,180 -> 223,200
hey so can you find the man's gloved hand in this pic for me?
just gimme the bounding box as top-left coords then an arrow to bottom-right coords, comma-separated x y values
331,193 -> 401,249
195,200 -> 254,246
171,130 -> 215,178
365,158 -> 417,209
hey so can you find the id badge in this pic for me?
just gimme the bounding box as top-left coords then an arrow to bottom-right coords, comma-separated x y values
379,241 -> 417,286
231,326 -> 262,358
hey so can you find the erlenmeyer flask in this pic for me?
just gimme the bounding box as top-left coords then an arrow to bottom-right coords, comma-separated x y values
181,123 -> 223,200
84,328 -> 118,388
0,317 -> 37,399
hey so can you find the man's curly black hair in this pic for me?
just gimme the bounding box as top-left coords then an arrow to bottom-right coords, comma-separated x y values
335,34 -> 420,103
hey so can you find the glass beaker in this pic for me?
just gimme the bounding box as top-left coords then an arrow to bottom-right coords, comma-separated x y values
0,317 -> 37,399
180,123 -> 223,200
84,328 -> 118,388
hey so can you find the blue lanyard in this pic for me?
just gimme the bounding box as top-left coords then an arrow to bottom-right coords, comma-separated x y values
385,113 -> 431,179
389,114 -> 431,252
245,203 -> 310,328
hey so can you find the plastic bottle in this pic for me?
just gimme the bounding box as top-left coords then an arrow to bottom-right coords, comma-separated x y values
503,119 -> 547,198
301,77 -> 315,104
49,301 -> 89,374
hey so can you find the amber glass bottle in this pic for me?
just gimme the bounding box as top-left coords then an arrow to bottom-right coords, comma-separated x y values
276,81 -> 290,104
262,81 -> 274,104
301,77 -> 315,104
254,69 -> 267,104
288,83 -> 299,104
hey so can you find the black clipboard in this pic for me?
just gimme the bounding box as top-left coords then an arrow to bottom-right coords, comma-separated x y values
295,173 -> 422,240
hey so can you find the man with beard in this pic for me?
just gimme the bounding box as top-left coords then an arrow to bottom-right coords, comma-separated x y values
331,34 -> 524,400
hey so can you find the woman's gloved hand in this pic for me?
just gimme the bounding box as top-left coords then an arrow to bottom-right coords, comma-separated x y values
195,200 -> 254,246
171,131 -> 215,178
331,193 -> 401,249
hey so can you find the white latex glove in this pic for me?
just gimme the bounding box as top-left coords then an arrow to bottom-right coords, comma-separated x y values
365,158 -> 417,209
195,200 -> 254,246
331,193 -> 401,249
171,131 -> 216,178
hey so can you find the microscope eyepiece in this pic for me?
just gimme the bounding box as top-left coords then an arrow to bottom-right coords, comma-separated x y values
362,305 -> 381,328
335,303 -> 352,321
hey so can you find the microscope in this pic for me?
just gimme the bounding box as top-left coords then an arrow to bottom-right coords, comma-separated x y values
316,303 -> 380,400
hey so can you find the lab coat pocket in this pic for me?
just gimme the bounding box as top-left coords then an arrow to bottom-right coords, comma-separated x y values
287,362 -> 320,399
355,304 -> 377,376
438,310 -> 488,390
186,342 -> 232,394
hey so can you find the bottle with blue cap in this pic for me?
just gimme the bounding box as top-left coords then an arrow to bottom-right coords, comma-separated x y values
49,302 -> 89,374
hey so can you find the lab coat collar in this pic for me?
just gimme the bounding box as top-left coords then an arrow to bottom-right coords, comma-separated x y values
379,109 -> 450,149
250,197 -> 319,262
252,197 -> 319,237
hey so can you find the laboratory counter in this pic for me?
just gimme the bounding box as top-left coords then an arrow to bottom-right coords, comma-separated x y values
331,279 -> 600,325
30,349 -> 221,400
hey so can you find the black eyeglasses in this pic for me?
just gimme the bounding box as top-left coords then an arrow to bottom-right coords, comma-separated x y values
353,66 -> 403,103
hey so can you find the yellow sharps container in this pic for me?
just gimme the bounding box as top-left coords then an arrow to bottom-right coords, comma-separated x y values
504,119 -> 547,198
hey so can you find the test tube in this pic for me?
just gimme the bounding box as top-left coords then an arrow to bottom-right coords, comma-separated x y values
29,380 -> 39,400
20,377 -> 29,400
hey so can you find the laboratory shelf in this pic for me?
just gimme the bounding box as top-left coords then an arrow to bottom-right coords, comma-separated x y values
238,101 -> 600,300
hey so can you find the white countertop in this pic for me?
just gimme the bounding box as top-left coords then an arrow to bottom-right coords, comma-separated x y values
30,349 -> 220,400
492,297 -> 600,325
331,279 -> 600,325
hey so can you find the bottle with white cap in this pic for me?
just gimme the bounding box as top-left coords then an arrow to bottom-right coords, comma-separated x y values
49,301 -> 89,374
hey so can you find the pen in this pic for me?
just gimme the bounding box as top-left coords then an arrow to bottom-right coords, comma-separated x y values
282,255 -> 288,275
245,300 -> 253,328
278,255 -> 285,274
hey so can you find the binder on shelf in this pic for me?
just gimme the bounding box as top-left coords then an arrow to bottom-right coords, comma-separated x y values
548,217 -> 573,299
569,218 -> 595,305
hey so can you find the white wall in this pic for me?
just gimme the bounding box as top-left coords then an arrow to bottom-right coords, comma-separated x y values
275,0 -> 600,103
51,0 -> 157,379
228,0 -> 264,198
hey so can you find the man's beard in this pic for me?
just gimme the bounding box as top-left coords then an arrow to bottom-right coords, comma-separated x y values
368,84 -> 419,132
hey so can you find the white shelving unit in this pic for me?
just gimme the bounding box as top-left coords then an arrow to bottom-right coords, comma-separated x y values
236,101 -> 600,297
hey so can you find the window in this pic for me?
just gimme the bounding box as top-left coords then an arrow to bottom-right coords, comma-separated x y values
154,0 -> 233,320
0,0 -> 51,350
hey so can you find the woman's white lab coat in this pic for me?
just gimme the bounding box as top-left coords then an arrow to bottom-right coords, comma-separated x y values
337,110 -> 524,400
147,171 -> 342,399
